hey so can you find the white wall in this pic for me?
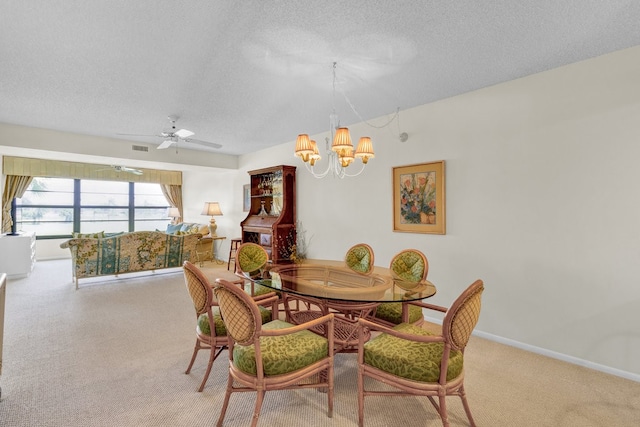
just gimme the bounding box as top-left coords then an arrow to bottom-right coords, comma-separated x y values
2,45 -> 639,379
238,46 -> 640,378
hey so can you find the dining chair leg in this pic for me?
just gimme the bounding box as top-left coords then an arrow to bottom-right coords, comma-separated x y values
327,366 -> 334,418
251,390 -> 266,427
459,385 -> 477,427
357,365 -> 365,427
438,395 -> 449,427
216,374 -> 234,427
197,345 -> 217,392
184,340 -> 200,375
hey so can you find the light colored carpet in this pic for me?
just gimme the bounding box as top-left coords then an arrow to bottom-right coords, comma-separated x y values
1,259 -> 639,426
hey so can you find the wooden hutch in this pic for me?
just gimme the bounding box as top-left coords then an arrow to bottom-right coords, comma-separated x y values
240,165 -> 296,263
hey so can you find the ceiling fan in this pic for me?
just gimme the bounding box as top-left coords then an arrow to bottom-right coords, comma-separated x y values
118,115 -> 222,150
110,165 -> 143,175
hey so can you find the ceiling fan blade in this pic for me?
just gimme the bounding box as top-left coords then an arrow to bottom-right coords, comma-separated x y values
183,138 -> 223,149
116,133 -> 158,137
127,168 -> 143,176
175,128 -> 195,138
110,165 -> 143,175
157,139 -> 176,150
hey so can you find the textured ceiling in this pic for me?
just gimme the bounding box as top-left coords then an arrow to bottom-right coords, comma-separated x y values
2,1 -> 640,156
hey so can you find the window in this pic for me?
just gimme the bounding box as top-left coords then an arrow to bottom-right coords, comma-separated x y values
15,177 -> 170,238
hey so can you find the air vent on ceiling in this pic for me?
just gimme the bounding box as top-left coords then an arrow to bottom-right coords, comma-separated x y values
132,145 -> 149,152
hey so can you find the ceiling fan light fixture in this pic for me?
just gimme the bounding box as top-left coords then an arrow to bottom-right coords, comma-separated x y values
175,128 -> 194,138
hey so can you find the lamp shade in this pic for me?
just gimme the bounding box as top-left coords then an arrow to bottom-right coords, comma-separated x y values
354,137 -> 375,163
295,134 -> 314,162
167,207 -> 180,218
331,127 -> 353,154
201,202 -> 223,216
309,140 -> 321,165
339,147 -> 355,167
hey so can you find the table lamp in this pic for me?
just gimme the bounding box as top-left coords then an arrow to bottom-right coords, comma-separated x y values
167,207 -> 181,224
201,202 -> 223,236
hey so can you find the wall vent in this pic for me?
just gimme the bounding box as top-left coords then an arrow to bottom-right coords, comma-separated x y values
132,145 -> 149,152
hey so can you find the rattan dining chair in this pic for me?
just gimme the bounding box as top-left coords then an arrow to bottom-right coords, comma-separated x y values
213,278 -> 335,427
345,243 -> 375,274
182,261 -> 276,392
372,248 -> 429,327
357,279 -> 484,427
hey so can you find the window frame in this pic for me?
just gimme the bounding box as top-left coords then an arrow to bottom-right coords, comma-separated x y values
14,178 -> 170,240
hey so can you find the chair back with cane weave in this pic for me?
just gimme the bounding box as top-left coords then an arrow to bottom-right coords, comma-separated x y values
182,261 -> 227,392
182,261 -> 276,393
443,279 -> 483,352
184,261 -> 213,317
214,280 -> 262,346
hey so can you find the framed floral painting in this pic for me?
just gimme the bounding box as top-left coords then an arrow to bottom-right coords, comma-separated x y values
393,160 -> 446,234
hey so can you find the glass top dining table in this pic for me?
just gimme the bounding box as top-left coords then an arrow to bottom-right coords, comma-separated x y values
252,259 -> 436,303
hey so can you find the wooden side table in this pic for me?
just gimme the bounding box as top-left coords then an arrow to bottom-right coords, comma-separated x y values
211,236 -> 226,264
196,236 -> 226,266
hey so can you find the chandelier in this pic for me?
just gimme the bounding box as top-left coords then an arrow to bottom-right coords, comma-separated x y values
294,62 -> 375,178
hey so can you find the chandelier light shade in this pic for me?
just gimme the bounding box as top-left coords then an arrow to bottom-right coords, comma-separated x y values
294,62 -> 375,179
294,134 -> 314,162
331,127 -> 354,156
355,137 -> 375,164
309,140 -> 321,165
201,202 -> 223,236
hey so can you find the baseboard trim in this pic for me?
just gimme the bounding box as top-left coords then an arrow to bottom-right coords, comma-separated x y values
424,316 -> 640,383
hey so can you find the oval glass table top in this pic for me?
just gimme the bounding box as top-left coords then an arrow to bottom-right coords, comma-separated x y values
250,260 -> 436,303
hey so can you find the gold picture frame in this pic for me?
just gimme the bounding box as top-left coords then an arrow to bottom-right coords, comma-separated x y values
393,160 -> 446,234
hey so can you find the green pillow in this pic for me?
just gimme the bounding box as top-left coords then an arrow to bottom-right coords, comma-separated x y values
72,231 -> 105,239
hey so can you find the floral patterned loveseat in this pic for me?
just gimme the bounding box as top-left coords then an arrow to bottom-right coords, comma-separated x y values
60,230 -> 202,289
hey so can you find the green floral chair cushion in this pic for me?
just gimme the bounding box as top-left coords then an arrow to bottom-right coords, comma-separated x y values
374,302 -> 423,325
198,306 -> 272,337
252,283 -> 278,297
363,323 -> 463,383
232,319 -> 329,376
345,244 -> 374,274
237,244 -> 269,277
390,251 -> 427,282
